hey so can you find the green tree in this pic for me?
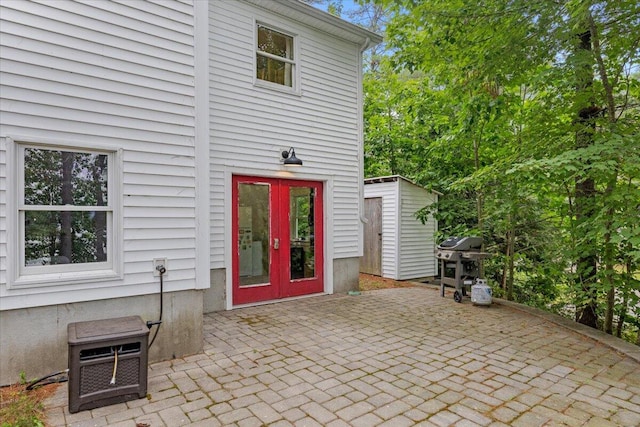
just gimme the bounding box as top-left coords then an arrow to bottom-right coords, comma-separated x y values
367,0 -> 639,336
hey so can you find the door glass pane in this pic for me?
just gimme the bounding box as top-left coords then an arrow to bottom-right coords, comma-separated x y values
290,187 -> 315,280
238,183 -> 270,286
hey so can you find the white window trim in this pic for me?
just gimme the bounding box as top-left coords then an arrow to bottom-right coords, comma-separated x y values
253,20 -> 301,95
7,136 -> 123,289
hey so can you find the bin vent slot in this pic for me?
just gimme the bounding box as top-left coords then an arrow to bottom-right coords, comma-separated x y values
79,343 -> 140,361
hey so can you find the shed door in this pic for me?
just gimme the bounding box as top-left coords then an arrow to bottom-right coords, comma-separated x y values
361,197 -> 382,276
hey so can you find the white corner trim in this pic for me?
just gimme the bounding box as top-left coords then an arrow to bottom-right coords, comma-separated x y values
224,169 -> 233,310
323,177 -> 334,295
194,0 -> 211,290
5,137 -> 17,288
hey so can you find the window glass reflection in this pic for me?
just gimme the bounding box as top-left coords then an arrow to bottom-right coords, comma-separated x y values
290,187 -> 315,280
238,183 -> 270,286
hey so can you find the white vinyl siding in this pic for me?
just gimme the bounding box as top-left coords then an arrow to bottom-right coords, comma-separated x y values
209,0 -> 361,267
0,0 -> 198,309
398,179 -> 438,280
364,177 -> 438,280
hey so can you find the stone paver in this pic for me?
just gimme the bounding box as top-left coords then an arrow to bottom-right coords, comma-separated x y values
45,287 -> 640,426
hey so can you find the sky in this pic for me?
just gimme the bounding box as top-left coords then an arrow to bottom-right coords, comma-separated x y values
311,0 -> 360,21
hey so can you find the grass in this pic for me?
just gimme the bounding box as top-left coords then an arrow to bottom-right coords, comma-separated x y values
0,380 -> 58,427
0,384 -> 45,427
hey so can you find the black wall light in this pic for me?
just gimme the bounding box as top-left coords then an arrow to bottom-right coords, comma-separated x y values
282,147 -> 303,166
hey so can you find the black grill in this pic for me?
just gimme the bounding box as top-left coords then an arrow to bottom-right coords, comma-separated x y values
437,236 -> 482,251
436,237 -> 489,302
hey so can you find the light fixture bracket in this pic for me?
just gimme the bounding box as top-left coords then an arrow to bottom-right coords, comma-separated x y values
281,147 -> 303,166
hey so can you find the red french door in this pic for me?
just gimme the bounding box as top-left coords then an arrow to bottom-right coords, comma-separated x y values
232,176 -> 324,305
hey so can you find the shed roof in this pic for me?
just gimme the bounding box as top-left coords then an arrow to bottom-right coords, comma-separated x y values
364,175 -> 443,195
243,0 -> 383,48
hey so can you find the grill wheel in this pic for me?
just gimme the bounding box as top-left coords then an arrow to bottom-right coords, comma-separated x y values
453,291 -> 462,303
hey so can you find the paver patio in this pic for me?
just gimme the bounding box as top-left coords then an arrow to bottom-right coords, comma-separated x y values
44,286 -> 640,426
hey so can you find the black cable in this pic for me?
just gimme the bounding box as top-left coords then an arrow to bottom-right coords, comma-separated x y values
26,369 -> 69,390
148,266 -> 165,349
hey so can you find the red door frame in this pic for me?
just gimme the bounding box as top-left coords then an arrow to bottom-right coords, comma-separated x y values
232,176 -> 324,305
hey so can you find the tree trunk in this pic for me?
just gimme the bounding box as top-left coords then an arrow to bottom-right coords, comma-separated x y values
617,254 -> 634,338
616,291 -> 628,338
604,287 -> 615,334
574,29 -> 598,329
473,133 -> 485,278
506,223 -> 515,302
603,182 -> 617,334
501,244 -> 508,293
574,178 -> 598,328
60,151 -> 74,261
93,155 -> 107,262
589,11 -> 620,335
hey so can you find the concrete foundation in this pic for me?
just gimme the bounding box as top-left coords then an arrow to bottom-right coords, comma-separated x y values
332,257 -> 360,294
0,290 -> 203,386
203,258 -> 360,314
204,268 -> 226,313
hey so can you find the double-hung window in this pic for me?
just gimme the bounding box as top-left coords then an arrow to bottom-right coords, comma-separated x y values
256,24 -> 297,90
12,142 -> 119,285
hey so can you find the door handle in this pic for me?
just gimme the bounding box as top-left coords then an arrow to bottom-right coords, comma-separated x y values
274,238 -> 280,249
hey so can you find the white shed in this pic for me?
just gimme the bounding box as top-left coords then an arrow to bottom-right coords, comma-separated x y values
361,175 -> 439,280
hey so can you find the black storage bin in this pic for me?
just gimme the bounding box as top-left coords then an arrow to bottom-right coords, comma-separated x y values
68,316 -> 149,413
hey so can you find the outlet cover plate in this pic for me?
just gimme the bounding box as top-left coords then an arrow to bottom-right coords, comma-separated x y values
153,258 -> 167,276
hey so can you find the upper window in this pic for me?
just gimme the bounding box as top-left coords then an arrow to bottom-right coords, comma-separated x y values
16,144 -> 116,281
256,24 -> 296,89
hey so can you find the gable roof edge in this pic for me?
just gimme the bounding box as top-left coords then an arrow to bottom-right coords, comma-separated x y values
241,0 -> 383,47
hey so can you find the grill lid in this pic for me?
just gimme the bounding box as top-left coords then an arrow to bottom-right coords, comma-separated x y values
437,236 -> 482,251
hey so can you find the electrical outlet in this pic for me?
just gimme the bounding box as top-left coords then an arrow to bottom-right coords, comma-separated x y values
153,258 -> 167,276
